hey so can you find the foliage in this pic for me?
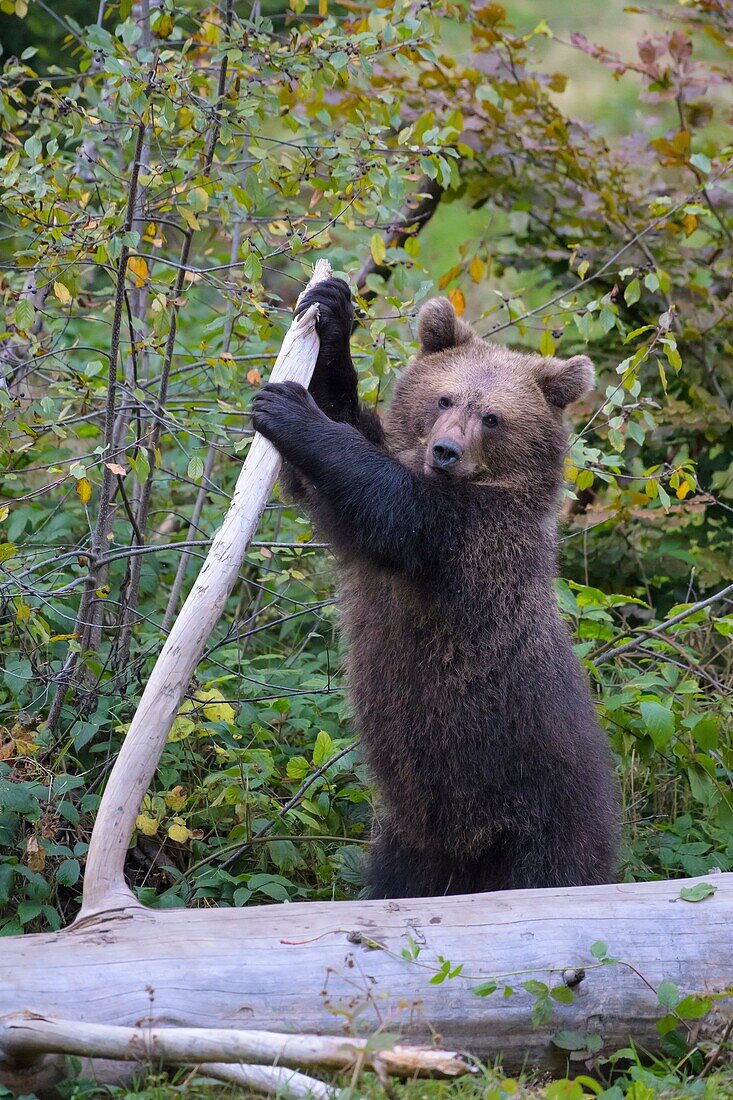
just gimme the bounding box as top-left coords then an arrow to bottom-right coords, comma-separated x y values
0,0 -> 731,1092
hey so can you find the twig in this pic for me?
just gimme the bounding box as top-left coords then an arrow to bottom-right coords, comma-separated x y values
591,581 -> 733,664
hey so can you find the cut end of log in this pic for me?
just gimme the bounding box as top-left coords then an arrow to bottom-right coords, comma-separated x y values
380,1044 -> 475,1078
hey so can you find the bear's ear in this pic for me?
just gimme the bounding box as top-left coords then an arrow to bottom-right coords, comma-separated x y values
536,354 -> 595,409
417,298 -> 474,354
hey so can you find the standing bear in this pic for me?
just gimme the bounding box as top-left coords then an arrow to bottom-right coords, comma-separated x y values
252,277 -> 619,898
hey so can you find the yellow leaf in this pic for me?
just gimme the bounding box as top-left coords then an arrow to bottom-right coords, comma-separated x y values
448,288 -> 466,316
76,477 -> 92,505
16,601 -> 30,622
0,506 -> 8,523
180,207 -> 200,231
438,264 -> 461,289
194,688 -> 236,725
128,255 -> 148,288
676,482 -> 692,500
682,212 -> 697,237
53,281 -> 72,305
136,813 -> 159,837
167,819 -> 191,843
469,256 -> 485,283
167,716 -> 196,743
577,259 -> 590,280
153,11 -> 174,37
165,786 -> 187,811
540,329 -> 556,357
370,233 -> 386,266
318,0 -> 327,13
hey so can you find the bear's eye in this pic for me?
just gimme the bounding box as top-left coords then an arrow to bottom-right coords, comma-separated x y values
482,412 -> 500,428
438,396 -> 453,410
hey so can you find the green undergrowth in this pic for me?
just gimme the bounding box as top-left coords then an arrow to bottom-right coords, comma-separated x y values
6,1061 -> 732,1100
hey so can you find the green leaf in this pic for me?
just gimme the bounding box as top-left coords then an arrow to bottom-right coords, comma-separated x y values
690,716 -> 718,751
590,940 -> 608,959
640,700 -> 675,749
14,298 -> 35,331
552,1030 -> 590,1051
187,456 -> 204,481
523,979 -> 548,996
187,187 -> 209,213
312,729 -> 333,766
690,152 -> 711,174
675,994 -> 712,1019
657,981 -> 680,1009
679,882 -> 717,903
473,981 -> 498,997
0,779 -> 40,814
57,859 -> 80,887
624,278 -> 641,306
286,755 -> 309,779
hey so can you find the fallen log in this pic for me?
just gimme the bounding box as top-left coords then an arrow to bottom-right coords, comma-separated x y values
1,874 -> 731,1089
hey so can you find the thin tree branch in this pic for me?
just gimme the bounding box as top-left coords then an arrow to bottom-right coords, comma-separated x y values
591,581 -> 733,664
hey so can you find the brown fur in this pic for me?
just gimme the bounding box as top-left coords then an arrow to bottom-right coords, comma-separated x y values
252,282 -> 620,897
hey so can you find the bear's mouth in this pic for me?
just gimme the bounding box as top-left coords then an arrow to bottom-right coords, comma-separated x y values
423,458 -> 480,480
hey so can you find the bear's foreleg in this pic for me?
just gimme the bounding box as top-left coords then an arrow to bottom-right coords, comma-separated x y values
292,277 -> 384,445
252,381 -> 458,576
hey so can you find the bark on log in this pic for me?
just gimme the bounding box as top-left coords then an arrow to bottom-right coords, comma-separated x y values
1,874 -> 731,1088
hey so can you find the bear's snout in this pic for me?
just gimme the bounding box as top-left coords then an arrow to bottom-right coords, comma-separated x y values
431,437 -> 463,469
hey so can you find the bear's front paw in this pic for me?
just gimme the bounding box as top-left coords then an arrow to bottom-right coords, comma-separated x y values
251,381 -> 323,455
294,276 -> 354,348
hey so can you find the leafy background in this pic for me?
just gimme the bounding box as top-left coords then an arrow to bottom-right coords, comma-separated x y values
0,0 -> 731,1095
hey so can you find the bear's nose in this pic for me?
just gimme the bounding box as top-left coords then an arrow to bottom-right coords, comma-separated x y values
431,438 -> 463,469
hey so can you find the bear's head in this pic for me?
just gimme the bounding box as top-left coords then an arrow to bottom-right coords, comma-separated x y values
385,297 -> 594,494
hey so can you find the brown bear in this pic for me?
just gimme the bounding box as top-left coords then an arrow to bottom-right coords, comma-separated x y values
252,277 -> 619,898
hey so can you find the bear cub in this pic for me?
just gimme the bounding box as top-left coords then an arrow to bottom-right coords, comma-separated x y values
252,277 -> 619,898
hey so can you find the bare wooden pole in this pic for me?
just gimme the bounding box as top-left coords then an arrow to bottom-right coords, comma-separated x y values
81,259 -> 332,915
